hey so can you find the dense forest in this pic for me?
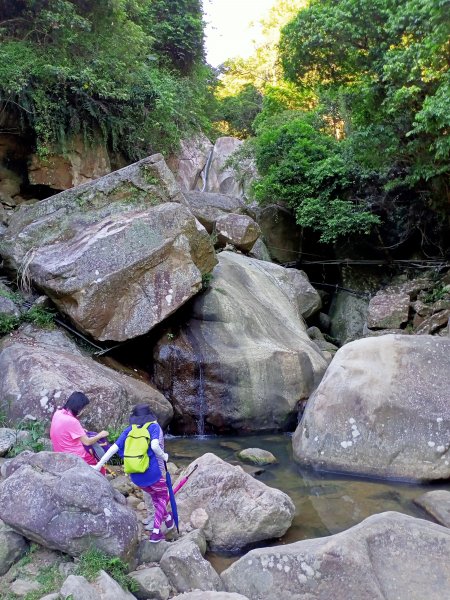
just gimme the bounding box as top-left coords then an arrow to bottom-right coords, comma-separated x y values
0,0 -> 449,256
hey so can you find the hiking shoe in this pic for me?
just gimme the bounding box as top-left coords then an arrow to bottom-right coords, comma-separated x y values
164,514 -> 175,531
149,531 -> 165,543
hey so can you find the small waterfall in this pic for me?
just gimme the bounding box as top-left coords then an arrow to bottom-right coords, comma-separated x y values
200,146 -> 214,192
196,361 -> 206,437
185,328 -> 208,436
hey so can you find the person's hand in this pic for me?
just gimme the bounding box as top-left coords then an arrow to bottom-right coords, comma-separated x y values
98,430 -> 109,438
91,464 -> 101,471
162,452 -> 169,462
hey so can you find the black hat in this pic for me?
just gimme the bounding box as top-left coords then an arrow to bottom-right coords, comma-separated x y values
129,403 -> 157,426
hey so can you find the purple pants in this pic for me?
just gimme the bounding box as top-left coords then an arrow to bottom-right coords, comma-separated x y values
141,477 -> 170,531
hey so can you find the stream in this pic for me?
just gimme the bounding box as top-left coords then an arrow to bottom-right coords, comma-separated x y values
165,432 -> 450,573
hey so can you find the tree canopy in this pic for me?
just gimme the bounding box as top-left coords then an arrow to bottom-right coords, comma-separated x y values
0,0 -> 214,158
224,0 -> 450,250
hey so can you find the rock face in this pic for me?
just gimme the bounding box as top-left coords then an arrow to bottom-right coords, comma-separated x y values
293,334 -> 450,481
0,325 -> 172,429
174,453 -> 295,552
221,512 -> 450,600
203,137 -> 254,198
28,135 -> 112,190
0,154 -> 217,341
0,452 -> 139,560
166,134 -> 213,192
153,252 -> 326,433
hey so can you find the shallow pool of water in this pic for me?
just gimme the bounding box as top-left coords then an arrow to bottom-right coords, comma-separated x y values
165,433 -> 450,571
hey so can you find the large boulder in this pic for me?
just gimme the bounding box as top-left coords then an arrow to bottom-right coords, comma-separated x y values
255,205 -> 302,264
293,334 -> 450,481
183,191 -> 251,234
215,213 -> 260,253
221,512 -> 450,600
174,453 -> 295,552
0,154 -> 216,341
0,452 -> 139,560
0,324 -> 172,429
367,292 -> 411,329
153,252 -> 326,433
328,290 -> 370,345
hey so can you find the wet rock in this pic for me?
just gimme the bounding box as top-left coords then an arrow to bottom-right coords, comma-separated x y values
414,490 -> 450,527
0,519 -> 28,576
215,214 -> 260,253
202,137 -> 256,199
0,324 -> 172,429
293,334 -> 450,481
153,252 -> 326,433
221,512 -> 450,600
236,448 -> 277,466
167,134 -> 213,192
367,292 -> 410,329
128,566 -> 170,600
175,453 -> 295,552
160,538 -> 223,593
0,452 -> 139,561
1,154 -> 216,342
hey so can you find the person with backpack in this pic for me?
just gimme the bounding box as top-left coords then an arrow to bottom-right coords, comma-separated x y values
50,391 -> 109,471
93,403 -> 174,543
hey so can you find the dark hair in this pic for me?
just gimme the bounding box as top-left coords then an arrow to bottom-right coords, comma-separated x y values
64,391 -> 90,417
129,403 -> 157,426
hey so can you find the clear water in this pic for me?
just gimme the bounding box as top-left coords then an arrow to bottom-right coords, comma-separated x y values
165,432 -> 450,572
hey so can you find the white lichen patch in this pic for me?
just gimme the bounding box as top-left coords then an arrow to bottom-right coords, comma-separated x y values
436,446 -> 445,453
300,562 -> 315,577
428,441 -> 436,448
165,294 -> 172,305
340,441 -> 353,449
40,396 -> 49,408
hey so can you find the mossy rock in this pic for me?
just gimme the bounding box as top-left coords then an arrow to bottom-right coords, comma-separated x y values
237,448 -> 277,466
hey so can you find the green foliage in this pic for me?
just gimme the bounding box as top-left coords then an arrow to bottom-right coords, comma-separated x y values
201,271 -> 214,290
279,0 -> 450,204
0,313 -> 21,334
424,283 -> 449,304
7,419 -> 48,457
215,84 -> 263,138
252,114 -> 380,242
23,305 -> 55,328
76,547 -> 137,592
0,0 -> 214,159
0,303 -> 54,335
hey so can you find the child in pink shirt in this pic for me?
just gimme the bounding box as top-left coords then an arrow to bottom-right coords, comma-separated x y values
50,391 -> 108,468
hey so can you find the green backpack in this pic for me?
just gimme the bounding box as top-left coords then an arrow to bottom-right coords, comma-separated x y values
123,421 -> 156,474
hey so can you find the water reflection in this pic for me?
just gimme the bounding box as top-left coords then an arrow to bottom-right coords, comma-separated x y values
165,433 -> 450,569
